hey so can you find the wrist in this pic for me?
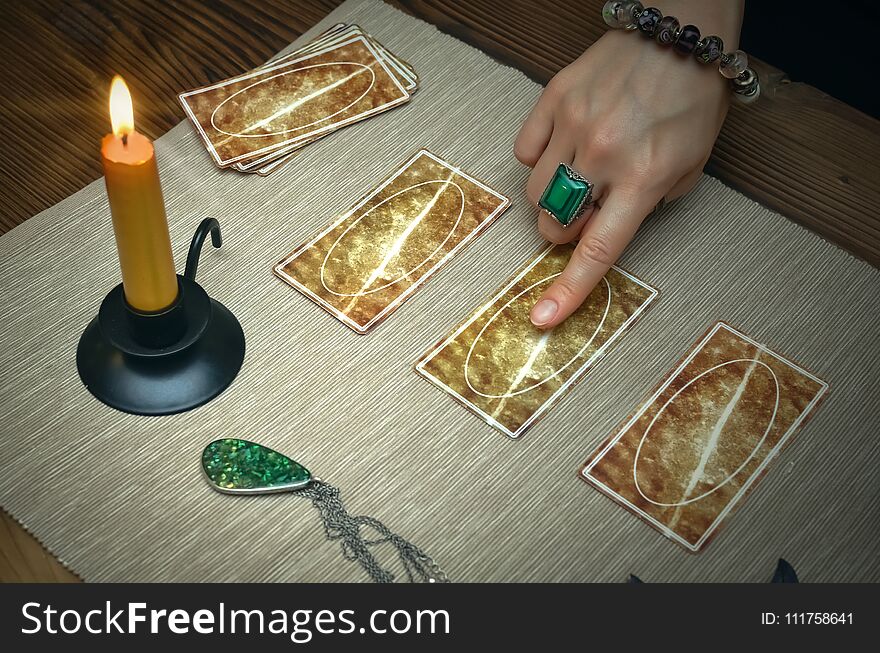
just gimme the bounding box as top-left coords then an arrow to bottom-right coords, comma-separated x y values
601,1 -> 759,104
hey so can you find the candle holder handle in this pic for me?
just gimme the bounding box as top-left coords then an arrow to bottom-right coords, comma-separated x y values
185,217 -> 222,281
77,218 -> 245,416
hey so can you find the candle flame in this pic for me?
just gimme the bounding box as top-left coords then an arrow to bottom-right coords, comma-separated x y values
109,75 -> 134,138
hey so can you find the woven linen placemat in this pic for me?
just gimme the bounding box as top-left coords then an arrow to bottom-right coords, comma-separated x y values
1,0 -> 878,582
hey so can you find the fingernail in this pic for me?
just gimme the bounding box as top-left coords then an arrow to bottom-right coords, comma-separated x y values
530,299 -> 558,326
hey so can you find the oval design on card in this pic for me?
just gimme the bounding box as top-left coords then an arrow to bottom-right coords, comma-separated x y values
320,180 -> 466,297
633,358 -> 780,507
211,63 -> 376,138
464,274 -> 611,398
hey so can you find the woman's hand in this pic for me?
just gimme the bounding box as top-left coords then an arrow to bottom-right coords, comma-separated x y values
515,1 -> 744,328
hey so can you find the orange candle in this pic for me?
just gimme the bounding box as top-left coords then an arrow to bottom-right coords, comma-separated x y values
101,75 -> 178,312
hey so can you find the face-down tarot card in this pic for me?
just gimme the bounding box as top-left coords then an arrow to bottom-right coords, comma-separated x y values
581,321 -> 828,552
415,243 -> 658,438
274,150 -> 510,333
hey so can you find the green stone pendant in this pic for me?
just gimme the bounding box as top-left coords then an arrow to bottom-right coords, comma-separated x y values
202,438 -> 312,494
199,438 -> 448,582
538,163 -> 593,226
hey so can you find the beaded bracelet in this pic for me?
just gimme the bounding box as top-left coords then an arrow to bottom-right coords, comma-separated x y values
602,1 -> 760,104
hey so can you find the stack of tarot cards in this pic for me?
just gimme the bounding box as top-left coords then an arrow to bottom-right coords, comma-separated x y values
179,23 -> 418,176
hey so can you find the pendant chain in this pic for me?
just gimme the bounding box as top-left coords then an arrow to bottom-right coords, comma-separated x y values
294,480 -> 449,584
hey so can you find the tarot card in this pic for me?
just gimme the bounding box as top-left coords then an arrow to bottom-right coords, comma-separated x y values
229,25 -> 419,175
415,244 -> 658,439
581,321 -> 828,552
179,36 -> 410,167
224,25 -> 419,175
290,24 -> 416,77
267,25 -> 417,91
274,150 -> 510,334
235,50 -> 416,173
223,23 -> 349,175
254,151 -> 301,175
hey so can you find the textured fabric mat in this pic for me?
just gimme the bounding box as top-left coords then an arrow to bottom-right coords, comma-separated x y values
1,0 -> 878,582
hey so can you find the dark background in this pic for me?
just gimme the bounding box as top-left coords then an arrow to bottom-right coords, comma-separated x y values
742,0 -> 876,117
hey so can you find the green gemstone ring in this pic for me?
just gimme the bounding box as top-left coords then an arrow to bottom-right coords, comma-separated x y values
538,163 -> 594,227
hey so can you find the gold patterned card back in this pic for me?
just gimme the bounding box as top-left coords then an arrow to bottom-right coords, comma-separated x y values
226,24 -> 419,175
264,25 -> 418,91
179,36 -> 410,166
581,322 -> 828,552
415,244 -> 658,438
274,150 -> 510,333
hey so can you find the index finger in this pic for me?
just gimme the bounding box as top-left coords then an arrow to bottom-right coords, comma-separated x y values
529,187 -> 661,329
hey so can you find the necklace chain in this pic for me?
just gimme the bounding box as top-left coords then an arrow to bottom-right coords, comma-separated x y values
295,480 -> 449,583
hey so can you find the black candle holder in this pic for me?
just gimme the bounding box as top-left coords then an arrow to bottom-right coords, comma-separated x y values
76,218 -> 245,415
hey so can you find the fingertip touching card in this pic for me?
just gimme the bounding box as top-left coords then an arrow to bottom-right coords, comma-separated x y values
415,244 -> 658,438
274,150 -> 510,334
581,322 -> 828,552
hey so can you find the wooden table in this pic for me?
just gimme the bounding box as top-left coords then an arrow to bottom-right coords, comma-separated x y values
1,0 -> 878,582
